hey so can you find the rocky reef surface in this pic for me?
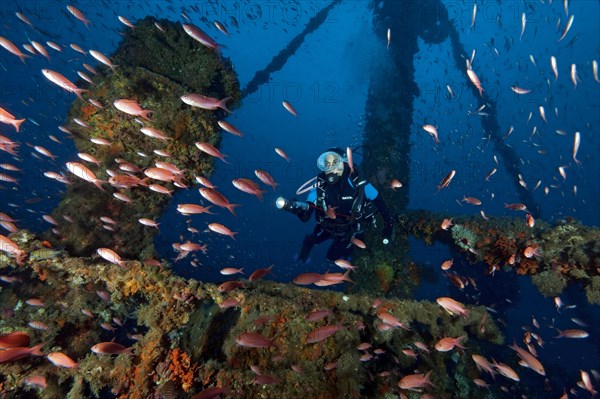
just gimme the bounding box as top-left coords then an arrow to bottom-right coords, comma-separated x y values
1,230 -> 503,399
48,16 -> 240,260
394,211 -> 600,304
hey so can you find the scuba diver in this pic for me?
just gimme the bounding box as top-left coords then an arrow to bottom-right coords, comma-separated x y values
276,147 -> 393,262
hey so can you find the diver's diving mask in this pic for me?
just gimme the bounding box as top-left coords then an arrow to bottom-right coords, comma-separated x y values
317,151 -> 344,184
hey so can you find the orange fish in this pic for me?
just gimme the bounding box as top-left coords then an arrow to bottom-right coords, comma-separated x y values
232,178 -> 265,201
47,352 -> 78,368
176,204 -> 213,215
113,99 -> 152,120
67,5 -> 91,28
390,179 -> 403,191
218,120 -> 243,137
16,12 -> 34,28
181,93 -> 231,112
377,311 -> 410,330
69,43 -> 86,55
0,234 -> 26,265
436,297 -> 470,318
235,332 -> 272,348
306,325 -> 344,344
524,245 -> 541,258
144,167 -> 180,183
0,107 -> 26,132
199,188 -> 240,216
220,267 -> 244,275
138,218 -> 159,229
254,169 -> 278,191
24,375 -> 47,388
182,23 -> 221,51
435,336 -> 466,352
208,223 -> 237,239
118,16 -> 135,30
179,242 -> 207,252
437,170 -> 456,192
0,342 -> 46,363
42,69 -> 87,99
274,147 -> 290,162
195,142 -> 229,163
195,175 -> 217,188
214,21 -> 229,35
467,68 -> 484,97
140,127 -> 170,141
351,237 -> 366,249
509,343 -> 545,376
511,86 -> 530,95
307,309 -> 333,322
441,259 -> 453,270
334,259 -> 356,271
218,298 -> 240,309
472,354 -> 495,377
504,203 -> 527,211
91,342 -> 133,355
462,196 -> 481,206
526,214 -> 535,228
97,248 -> 125,267
346,146 -> 354,174
31,41 -> 50,61
248,265 -> 274,281
581,370 -> 598,397
492,361 -> 519,381
441,218 -> 453,230
325,205 -> 337,219
0,36 -> 31,63
554,328 -> 588,339
0,332 -> 30,349
398,371 -> 434,391
558,15 -> 574,43
217,280 -> 244,293
422,124 -> 439,144
282,101 -> 298,117
293,273 -> 323,285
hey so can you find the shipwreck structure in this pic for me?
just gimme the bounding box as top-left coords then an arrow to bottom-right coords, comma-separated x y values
1,2 -> 599,398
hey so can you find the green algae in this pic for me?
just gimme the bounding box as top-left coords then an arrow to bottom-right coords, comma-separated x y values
585,276 -> 600,305
531,270 -> 567,298
350,224 -> 416,299
451,223 -> 478,251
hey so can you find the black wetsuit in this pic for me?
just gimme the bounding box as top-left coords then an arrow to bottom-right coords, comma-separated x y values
296,164 -> 392,262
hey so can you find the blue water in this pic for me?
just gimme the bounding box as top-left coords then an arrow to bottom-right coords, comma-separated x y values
1,0 -> 598,397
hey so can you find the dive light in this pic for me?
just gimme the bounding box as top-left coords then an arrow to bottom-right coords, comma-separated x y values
276,197 -> 309,213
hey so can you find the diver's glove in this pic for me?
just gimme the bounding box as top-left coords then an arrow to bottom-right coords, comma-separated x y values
382,221 -> 393,245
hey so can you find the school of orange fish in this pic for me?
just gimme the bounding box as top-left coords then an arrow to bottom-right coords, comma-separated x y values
0,1 -> 598,396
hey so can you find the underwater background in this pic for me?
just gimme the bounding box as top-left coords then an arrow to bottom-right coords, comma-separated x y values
0,0 -> 599,398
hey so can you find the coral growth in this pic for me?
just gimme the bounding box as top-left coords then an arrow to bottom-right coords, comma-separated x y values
585,276 -> 600,305
517,258 -> 539,275
451,224 -> 478,251
374,262 -> 394,293
531,270 -> 567,297
393,211 -> 599,300
47,16 -> 240,261
1,230 -> 504,398
168,348 -> 198,392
